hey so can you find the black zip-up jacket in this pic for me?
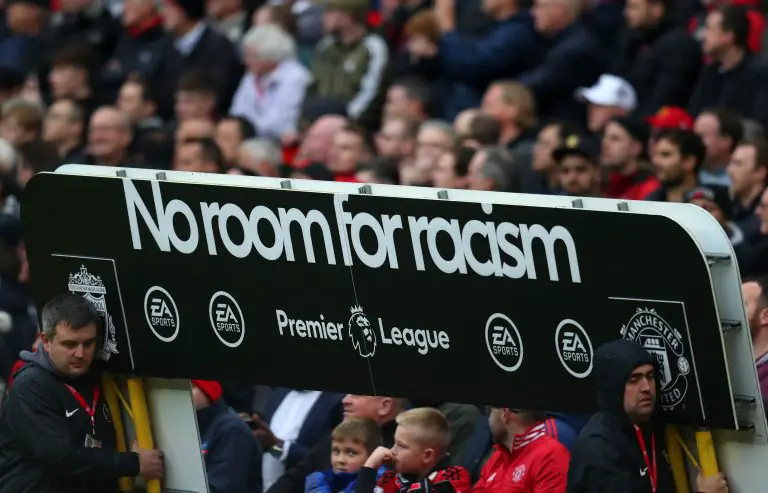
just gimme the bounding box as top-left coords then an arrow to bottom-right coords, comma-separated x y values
0,348 -> 140,493
566,339 -> 676,493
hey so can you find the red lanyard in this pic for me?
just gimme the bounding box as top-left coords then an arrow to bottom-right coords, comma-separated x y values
64,384 -> 100,435
633,425 -> 657,493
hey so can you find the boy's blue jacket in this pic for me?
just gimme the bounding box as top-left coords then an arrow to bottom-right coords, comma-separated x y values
305,467 -> 385,493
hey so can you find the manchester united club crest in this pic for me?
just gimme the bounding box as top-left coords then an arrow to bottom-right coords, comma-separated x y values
512,464 -> 526,483
621,307 -> 690,410
68,265 -> 119,361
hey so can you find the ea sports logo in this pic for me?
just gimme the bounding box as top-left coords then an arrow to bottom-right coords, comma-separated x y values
349,305 -> 376,358
143,286 -> 180,343
208,291 -> 245,348
554,319 -> 593,379
485,313 -> 524,372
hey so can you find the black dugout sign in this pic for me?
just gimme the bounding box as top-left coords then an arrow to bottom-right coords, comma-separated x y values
21,173 -> 737,429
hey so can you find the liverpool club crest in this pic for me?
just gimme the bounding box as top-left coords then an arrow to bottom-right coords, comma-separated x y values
68,265 -> 119,361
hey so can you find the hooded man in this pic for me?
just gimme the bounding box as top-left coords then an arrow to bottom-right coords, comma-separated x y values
192,379 -> 262,493
0,293 -> 164,493
566,339 -> 728,493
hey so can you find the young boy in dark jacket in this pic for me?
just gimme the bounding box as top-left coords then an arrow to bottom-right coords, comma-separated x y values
306,417 -> 384,493
355,407 -> 471,493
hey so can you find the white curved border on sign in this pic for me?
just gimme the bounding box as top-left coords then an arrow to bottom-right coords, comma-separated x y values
485,313 -> 524,372
143,286 -> 180,343
208,291 -> 246,348
554,318 -> 594,379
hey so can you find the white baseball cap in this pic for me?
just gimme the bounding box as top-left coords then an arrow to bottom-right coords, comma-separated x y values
575,74 -> 637,111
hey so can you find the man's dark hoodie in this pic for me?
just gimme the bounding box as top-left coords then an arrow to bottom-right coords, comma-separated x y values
0,345 -> 139,493
566,339 -> 675,493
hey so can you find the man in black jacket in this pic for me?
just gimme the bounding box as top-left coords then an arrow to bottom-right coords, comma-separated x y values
567,339 -> 728,493
0,293 -> 164,493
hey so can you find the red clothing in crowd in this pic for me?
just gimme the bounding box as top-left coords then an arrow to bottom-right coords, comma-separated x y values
604,171 -> 660,201
376,465 -> 472,493
472,421 -> 569,493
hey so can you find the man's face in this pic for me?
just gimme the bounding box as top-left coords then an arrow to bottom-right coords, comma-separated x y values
481,86 -> 510,123
689,196 -> 726,225
467,150 -> 495,191
160,0 -> 185,32
299,117 -> 346,163
117,82 -> 146,123
727,145 -> 764,200
623,363 -> 656,423
174,142 -> 217,173
703,11 -> 729,57
588,104 -> 626,134
601,122 -> 638,169
328,130 -> 364,174
652,138 -> 688,185
531,0 -> 561,34
215,119 -> 243,166
122,0 -> 154,27
384,85 -> 411,120
757,188 -> 768,235
175,118 -> 214,145
342,394 -> 388,422
532,124 -> 559,172
742,281 -> 765,336
43,100 -> 79,143
236,146 -> 278,177
331,438 -> 368,473
694,113 -> 729,165
323,9 -> 350,37
559,154 -> 598,196
175,90 -> 214,122
415,128 -> 452,172
487,407 -> 507,444
432,152 -> 464,189
624,0 -> 655,29
191,384 -> 211,410
43,322 -> 98,378
88,109 -> 130,159
49,65 -> 86,100
376,119 -> 409,158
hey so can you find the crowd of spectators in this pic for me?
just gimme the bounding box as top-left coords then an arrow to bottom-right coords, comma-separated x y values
0,0 -> 765,491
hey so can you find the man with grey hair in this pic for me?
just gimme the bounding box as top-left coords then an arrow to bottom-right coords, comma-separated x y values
467,146 -> 520,192
406,120 -> 456,185
230,24 -> 311,142
235,137 -> 282,177
85,106 -> 134,167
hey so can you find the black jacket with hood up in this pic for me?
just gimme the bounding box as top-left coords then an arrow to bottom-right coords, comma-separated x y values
566,339 -> 675,493
0,346 -> 140,493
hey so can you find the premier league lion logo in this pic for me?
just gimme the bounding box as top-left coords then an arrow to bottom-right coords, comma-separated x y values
349,305 -> 376,358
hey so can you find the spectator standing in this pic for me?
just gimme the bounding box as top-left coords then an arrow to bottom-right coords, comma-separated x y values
100,0 -> 166,106
0,0 -> 46,73
688,5 -> 768,124
613,0 -> 701,117
42,98 -> 85,164
693,107 -> 743,187
307,0 -> 389,130
192,379 -> 262,493
727,138 -> 767,242
520,0 -> 606,121
567,339 -> 729,493
230,24 -> 312,142
155,0 -> 243,120
600,117 -> 659,200
432,0 -> 543,120
0,294 -> 165,493
646,128 -> 708,202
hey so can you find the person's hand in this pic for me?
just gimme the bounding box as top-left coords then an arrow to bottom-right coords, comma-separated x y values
696,473 -> 728,493
433,0 -> 455,32
365,446 -> 393,469
248,414 -> 281,450
132,441 -> 164,480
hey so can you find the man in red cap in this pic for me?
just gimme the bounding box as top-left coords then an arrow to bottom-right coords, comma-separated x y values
192,379 -> 262,493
